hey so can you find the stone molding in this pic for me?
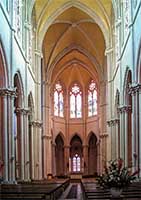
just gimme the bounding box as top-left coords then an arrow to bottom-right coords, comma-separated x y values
128,83 -> 141,94
118,105 -> 131,113
99,134 -> 108,138
107,118 -> 119,127
0,87 -> 16,97
42,135 -> 52,140
30,120 -> 43,128
15,107 -> 30,115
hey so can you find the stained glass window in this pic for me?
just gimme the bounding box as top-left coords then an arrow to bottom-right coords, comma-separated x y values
88,80 -> 97,116
72,154 -> 80,172
54,82 -> 64,117
70,83 -> 82,118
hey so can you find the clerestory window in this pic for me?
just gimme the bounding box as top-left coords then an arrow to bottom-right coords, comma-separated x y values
70,83 -> 82,118
54,82 -> 64,117
88,80 -> 97,116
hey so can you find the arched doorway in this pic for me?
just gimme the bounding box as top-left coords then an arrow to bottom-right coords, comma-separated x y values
55,134 -> 64,176
70,135 -> 83,173
14,73 -> 23,180
88,133 -> 97,176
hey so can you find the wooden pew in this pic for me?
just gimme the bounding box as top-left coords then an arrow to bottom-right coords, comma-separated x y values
0,178 -> 70,200
81,180 -> 141,200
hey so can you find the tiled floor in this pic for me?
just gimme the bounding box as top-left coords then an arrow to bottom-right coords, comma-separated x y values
58,183 -> 84,200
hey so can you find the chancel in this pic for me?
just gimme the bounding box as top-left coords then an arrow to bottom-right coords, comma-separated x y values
0,0 -> 141,199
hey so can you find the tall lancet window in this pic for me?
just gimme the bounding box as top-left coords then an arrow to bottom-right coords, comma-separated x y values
70,83 -> 82,118
54,82 -> 64,117
88,80 -> 97,116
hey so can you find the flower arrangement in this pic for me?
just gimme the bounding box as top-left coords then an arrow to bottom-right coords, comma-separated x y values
97,158 -> 139,189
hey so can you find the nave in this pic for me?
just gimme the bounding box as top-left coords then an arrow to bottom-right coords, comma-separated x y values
1,178 -> 141,200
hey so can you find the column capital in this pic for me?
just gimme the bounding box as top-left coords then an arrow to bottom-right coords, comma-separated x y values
30,120 -> 43,128
118,105 -> 131,113
128,83 -> 141,94
0,87 -> 17,97
107,118 -> 119,127
100,134 -> 108,138
42,135 -> 52,140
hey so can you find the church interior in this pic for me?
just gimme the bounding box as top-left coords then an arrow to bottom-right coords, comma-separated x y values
0,0 -> 141,199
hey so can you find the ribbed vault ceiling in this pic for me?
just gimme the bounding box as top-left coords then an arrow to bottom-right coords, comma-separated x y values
32,0 -> 113,84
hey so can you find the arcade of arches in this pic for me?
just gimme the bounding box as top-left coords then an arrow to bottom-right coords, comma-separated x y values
0,0 -> 141,183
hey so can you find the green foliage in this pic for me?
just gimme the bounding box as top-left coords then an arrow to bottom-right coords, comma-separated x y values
97,159 -> 139,189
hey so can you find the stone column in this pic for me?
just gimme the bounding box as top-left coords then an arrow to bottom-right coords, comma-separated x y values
138,86 -> 141,177
64,145 -> 70,175
130,87 -> 137,171
8,89 -> 16,182
15,108 -> 25,180
99,134 -> 108,173
30,122 -> 35,180
23,108 -> 30,181
118,107 -> 125,161
83,145 -> 88,175
42,135 -> 52,178
115,119 -> 120,159
52,143 -> 56,176
0,90 -> 8,182
96,140 -> 100,175
124,108 -> 128,166
20,108 -> 25,180
36,121 -> 42,180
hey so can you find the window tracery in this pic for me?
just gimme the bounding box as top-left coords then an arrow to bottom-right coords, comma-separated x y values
88,80 -> 97,116
54,82 -> 64,117
70,83 -> 82,118
72,154 -> 80,172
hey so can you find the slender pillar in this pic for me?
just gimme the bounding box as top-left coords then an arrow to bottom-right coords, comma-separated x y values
20,109 -> 25,180
138,87 -> 141,177
37,122 -> 42,180
115,119 -> 119,159
30,122 -> 35,180
131,90 -> 136,171
83,145 -> 88,175
8,89 -> 16,182
52,143 -> 56,176
23,109 -> 30,181
1,93 -> 8,181
124,109 -> 128,166
64,145 -> 70,175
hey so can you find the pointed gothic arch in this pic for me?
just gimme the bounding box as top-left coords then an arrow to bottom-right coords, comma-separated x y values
70,134 -> 83,173
88,132 -> 97,176
55,134 -> 64,176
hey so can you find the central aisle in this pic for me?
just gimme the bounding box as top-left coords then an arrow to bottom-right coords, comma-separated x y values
58,183 -> 83,200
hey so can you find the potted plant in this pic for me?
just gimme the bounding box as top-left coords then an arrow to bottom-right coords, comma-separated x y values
97,158 -> 139,197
